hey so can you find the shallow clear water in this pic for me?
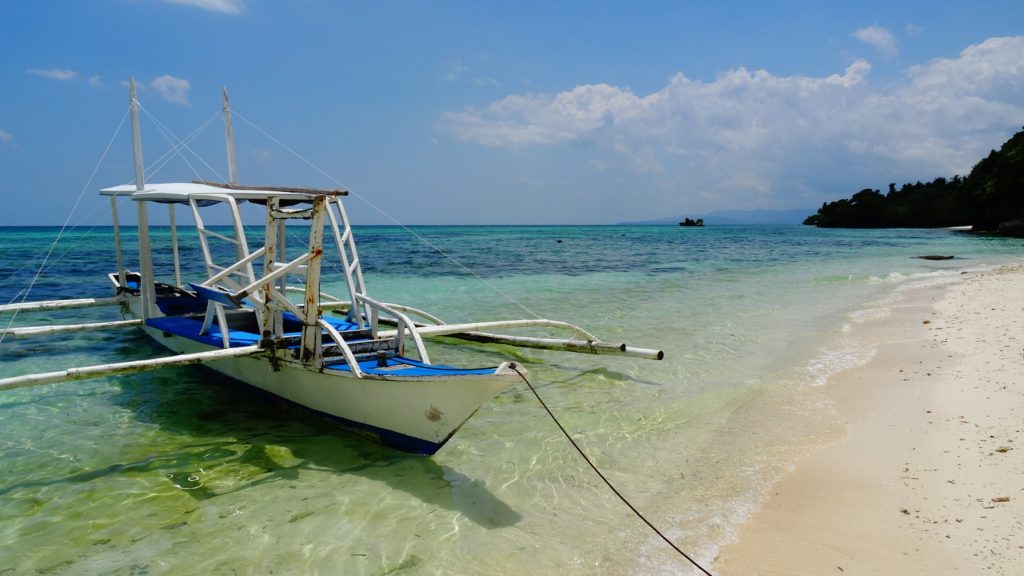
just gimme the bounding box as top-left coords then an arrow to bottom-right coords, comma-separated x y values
1,224 -> 1021,575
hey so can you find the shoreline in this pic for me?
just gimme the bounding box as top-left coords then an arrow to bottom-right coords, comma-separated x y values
714,264 -> 1024,575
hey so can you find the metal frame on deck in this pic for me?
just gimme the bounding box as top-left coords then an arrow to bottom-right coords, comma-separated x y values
0,80 -> 664,395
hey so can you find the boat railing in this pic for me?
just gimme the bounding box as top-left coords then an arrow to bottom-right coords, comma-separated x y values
202,246 -> 267,289
354,294 -> 431,364
376,302 -> 446,327
317,318 -> 364,377
284,286 -> 346,307
231,249 -> 315,307
188,193 -> 257,294
324,197 -> 369,329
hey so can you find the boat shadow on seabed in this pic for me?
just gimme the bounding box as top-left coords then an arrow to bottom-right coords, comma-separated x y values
0,336 -> 522,530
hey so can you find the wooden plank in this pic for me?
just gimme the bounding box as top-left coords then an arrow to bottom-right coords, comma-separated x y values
193,180 -> 348,196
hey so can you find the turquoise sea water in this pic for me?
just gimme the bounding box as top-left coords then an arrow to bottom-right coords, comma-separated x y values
1,224 -> 1022,575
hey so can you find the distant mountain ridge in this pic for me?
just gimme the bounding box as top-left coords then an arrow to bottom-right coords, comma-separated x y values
619,208 -> 814,226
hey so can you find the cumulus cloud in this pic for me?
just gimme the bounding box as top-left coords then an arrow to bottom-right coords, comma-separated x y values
442,36 -> 1024,208
159,0 -> 244,14
853,25 -> 899,57
25,68 -> 77,80
150,75 -> 191,106
445,83 -> 647,147
88,75 -> 104,89
906,36 -> 1024,95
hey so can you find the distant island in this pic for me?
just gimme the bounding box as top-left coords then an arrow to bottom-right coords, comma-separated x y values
804,127 -> 1024,237
621,208 -> 814,226
679,218 -> 704,227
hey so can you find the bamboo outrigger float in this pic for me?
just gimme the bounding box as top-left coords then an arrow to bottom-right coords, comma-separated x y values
0,80 -> 663,454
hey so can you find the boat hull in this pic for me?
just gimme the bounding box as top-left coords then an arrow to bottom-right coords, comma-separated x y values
140,324 -> 518,453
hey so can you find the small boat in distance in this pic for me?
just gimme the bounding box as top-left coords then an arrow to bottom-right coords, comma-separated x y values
0,80 -> 663,454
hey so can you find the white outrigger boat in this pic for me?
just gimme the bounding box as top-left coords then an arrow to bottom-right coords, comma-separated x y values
0,80 -> 662,454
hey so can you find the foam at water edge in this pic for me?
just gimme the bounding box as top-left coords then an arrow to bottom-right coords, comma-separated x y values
805,342 -> 878,387
631,458 -> 804,576
894,262 -> 1004,292
845,306 -> 893,325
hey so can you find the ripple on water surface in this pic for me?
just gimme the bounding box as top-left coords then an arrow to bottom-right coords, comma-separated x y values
1,225 -> 1022,574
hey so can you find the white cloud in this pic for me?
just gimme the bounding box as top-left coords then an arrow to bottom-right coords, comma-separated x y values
88,75 -> 104,89
445,58 -> 498,87
445,59 -> 467,81
150,75 -> 191,106
159,0 -> 244,14
0,129 -> 12,143
444,83 -> 645,147
442,36 -> 1024,209
852,25 -> 899,57
906,36 -> 1024,96
25,68 -> 77,80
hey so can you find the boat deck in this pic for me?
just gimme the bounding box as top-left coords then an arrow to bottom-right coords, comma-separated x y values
145,312 -> 359,349
145,313 -> 501,378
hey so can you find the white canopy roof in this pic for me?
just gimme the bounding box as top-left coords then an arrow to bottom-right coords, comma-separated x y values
99,182 -> 345,204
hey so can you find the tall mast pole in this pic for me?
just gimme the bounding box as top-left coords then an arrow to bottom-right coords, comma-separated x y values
130,78 -> 145,192
130,77 -> 157,319
222,86 -> 238,185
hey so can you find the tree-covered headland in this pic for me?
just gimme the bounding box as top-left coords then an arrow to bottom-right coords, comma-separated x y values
804,128 -> 1024,236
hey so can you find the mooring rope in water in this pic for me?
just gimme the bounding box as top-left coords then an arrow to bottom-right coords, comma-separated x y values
510,365 -> 715,576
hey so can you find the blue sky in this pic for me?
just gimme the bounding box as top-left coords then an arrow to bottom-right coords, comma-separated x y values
1,1 -> 1022,225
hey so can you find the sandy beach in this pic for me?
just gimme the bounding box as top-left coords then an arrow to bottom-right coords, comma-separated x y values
715,264 -> 1024,575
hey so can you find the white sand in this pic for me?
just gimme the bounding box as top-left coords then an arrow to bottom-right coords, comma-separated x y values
715,265 -> 1024,575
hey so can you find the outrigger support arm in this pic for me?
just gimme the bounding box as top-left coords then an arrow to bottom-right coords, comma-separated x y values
380,319 -> 599,342
328,302 -> 665,360
0,297 -> 122,314
445,331 -> 664,360
0,319 -> 141,339
0,345 -> 263,392
378,319 -> 664,360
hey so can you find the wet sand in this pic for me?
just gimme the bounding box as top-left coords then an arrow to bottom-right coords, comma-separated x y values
715,265 -> 1024,575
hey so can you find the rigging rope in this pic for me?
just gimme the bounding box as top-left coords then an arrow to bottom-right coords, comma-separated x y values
510,365 -> 715,576
0,108 -> 131,344
1,105 -> 220,302
141,105 -> 227,183
142,110 -> 222,183
231,110 -> 544,322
